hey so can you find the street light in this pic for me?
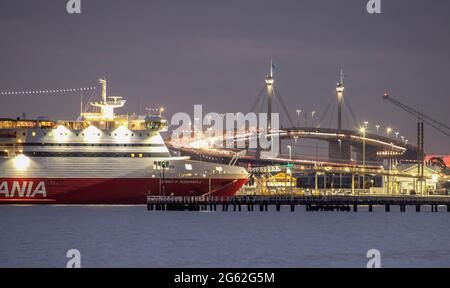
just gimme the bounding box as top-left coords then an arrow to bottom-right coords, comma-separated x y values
360,127 -> 366,190
375,124 -> 380,132
395,132 -> 399,139
386,127 -> 392,136
287,145 -> 292,161
311,111 -> 316,128
364,121 -> 369,128
296,109 -> 301,127
152,170 -> 165,196
204,169 -> 213,194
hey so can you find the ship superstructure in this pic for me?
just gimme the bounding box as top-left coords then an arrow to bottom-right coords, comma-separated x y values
0,80 -> 248,204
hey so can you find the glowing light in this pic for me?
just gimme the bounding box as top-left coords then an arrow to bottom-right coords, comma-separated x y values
431,174 -> 439,183
54,125 -> 70,141
13,154 -> 30,170
83,125 -> 101,142
113,126 -> 131,142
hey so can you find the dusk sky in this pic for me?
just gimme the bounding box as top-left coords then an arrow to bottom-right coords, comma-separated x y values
0,0 -> 449,154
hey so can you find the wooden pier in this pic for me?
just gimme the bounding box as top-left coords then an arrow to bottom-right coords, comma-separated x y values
146,195 -> 450,213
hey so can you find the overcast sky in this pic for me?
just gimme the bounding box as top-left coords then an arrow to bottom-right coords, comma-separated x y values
0,0 -> 449,154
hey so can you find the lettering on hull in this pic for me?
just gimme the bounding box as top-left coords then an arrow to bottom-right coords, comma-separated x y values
0,181 -> 47,198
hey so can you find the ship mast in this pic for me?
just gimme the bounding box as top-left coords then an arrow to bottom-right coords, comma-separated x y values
85,79 -> 126,120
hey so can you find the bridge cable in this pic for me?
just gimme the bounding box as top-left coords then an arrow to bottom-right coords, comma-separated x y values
250,86 -> 266,113
318,94 -> 335,128
343,95 -> 359,127
327,100 -> 337,129
273,87 -> 295,128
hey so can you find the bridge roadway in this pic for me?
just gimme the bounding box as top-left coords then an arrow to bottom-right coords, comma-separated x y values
282,127 -> 418,163
168,126 -> 419,166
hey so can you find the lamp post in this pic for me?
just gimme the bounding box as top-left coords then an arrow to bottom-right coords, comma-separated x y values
387,127 -> 392,136
375,124 -> 380,133
204,169 -> 212,195
296,109 -> 301,127
152,170 -> 164,196
311,111 -> 316,128
360,127 -> 366,191
287,145 -> 292,161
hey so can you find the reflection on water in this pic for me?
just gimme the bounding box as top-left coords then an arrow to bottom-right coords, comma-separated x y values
0,205 -> 449,268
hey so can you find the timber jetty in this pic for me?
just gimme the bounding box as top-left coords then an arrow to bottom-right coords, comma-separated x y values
147,195 -> 450,213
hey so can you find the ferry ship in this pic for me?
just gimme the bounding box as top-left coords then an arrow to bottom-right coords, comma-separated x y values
0,79 -> 249,204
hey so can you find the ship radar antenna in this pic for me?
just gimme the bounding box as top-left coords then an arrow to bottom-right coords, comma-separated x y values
270,59 -> 274,78
80,93 -> 83,115
99,78 -> 107,103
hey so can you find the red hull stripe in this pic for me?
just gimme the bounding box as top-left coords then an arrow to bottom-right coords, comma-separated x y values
0,178 -> 248,204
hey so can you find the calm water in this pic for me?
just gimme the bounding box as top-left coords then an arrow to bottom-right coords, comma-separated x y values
0,205 -> 449,268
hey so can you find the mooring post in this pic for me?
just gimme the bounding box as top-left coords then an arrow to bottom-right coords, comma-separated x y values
433,205 -> 438,213
447,205 -> 450,213
369,204 -> 373,212
290,204 -> 295,212
385,204 -> 390,212
416,205 -> 421,212
353,204 -> 357,212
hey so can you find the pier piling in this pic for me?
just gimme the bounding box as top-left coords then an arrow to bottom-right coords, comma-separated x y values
146,195 -> 450,214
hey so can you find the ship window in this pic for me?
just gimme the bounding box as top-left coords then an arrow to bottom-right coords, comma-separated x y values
76,133 -> 79,136
22,132 -> 26,136
32,131 -> 36,137
185,164 -> 193,170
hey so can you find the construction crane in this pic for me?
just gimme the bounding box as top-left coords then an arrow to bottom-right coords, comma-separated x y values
382,92 -> 450,195
382,92 -> 450,137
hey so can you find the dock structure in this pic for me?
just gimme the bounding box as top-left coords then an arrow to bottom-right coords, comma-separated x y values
146,195 -> 450,213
